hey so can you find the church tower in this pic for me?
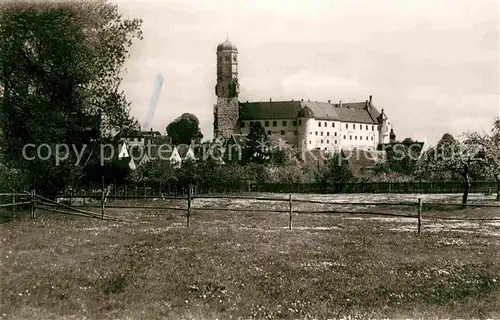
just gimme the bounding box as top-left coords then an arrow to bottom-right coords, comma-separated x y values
213,38 -> 239,141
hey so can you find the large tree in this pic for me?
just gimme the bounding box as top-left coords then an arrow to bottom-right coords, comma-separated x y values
0,1 -> 141,194
417,133 -> 487,204
242,121 -> 270,164
464,117 -> 500,200
376,137 -> 423,176
166,113 -> 203,145
316,152 -> 355,191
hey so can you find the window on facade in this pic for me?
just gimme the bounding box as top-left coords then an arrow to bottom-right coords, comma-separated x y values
315,131 -> 318,136
298,119 -> 302,125
272,121 -> 277,127
332,122 -> 335,128
353,124 -> 356,129
372,125 -> 374,131
366,125 -> 368,130
309,141 -> 311,144
366,136 -> 368,140
282,120 -> 287,127
310,132 -> 312,135
335,140 -> 337,144
240,121 -> 245,128
321,132 -> 323,136
321,139 -> 323,143
360,125 -> 362,131
371,137 -> 373,140
350,136 -> 352,140
264,120 -> 270,127
327,140 -> 329,144
225,55 -> 230,61
355,136 -> 357,140
292,121 -> 297,126
318,122 -> 321,127
343,135 -> 346,139
326,132 -> 329,136
346,123 -> 348,129
334,132 -> 337,137
281,130 -> 285,135
324,122 -> 327,127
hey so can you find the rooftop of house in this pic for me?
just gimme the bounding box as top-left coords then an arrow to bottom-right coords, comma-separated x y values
239,97 -> 382,124
114,129 -> 163,140
342,149 -> 385,171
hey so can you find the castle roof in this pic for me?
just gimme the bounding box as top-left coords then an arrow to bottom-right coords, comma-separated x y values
239,101 -> 302,120
239,100 -> 381,124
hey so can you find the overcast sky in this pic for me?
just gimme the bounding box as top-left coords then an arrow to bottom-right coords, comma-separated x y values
117,0 -> 499,145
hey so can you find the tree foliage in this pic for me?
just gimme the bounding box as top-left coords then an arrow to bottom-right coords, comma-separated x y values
242,121 -> 270,164
417,133 -> 488,204
0,0 -> 141,194
316,152 -> 355,186
166,113 -> 203,145
376,137 -> 423,175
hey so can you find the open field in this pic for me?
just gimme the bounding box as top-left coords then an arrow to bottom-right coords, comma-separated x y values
1,193 -> 500,319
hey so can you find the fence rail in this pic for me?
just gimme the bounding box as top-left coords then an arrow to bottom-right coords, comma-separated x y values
1,188 -> 500,236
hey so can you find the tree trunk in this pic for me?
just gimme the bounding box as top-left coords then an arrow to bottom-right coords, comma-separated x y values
462,173 -> 470,206
496,180 -> 500,201
495,173 -> 500,201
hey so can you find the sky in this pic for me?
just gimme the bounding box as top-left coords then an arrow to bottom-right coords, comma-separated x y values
116,0 -> 499,146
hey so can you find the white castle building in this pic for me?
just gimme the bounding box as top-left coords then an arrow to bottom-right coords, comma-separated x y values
213,39 -> 395,151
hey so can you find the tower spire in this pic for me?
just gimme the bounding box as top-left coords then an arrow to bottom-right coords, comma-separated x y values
226,31 -> 228,41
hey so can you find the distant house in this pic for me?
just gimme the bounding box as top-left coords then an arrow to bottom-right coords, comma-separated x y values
342,149 -> 384,174
225,134 -> 246,163
117,139 -> 197,170
300,148 -> 330,168
114,128 -> 164,147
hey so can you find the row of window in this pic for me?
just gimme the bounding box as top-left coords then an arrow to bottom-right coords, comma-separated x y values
265,130 -> 299,136
318,121 -> 375,131
241,120 -> 298,128
311,131 -> 376,139
240,120 -> 377,131
312,131 -> 339,137
309,135 -> 374,142
309,140 -> 339,145
308,136 -> 374,145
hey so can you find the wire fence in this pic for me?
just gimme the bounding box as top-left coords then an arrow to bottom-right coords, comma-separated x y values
60,180 -> 500,196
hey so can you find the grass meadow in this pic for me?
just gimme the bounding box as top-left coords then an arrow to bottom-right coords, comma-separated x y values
0,193 -> 499,319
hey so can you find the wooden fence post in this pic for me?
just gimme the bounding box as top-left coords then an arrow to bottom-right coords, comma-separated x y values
12,189 -> 15,218
289,193 -> 292,230
101,176 -> 105,219
418,198 -> 422,235
30,190 -> 35,219
69,188 -> 73,206
187,185 -> 192,227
